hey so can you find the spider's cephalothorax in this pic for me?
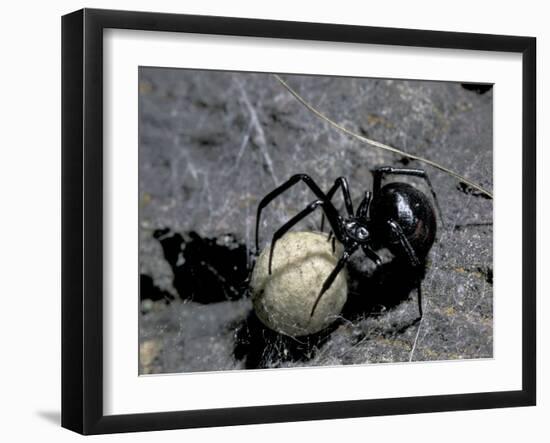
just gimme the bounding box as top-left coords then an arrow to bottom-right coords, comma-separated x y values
343,219 -> 371,243
255,167 -> 444,320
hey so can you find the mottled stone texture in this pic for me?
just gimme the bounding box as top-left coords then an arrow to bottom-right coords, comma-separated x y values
138,68 -> 493,374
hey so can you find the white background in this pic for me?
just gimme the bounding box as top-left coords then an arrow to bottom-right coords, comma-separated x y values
0,0 -> 546,441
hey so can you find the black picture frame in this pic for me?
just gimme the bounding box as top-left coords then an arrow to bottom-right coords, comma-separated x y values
61,8 -> 536,435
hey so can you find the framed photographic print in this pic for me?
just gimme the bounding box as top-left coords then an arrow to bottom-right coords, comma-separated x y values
61,8 -> 536,435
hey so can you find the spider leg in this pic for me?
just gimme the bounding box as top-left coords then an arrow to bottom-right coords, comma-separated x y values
320,177 -> 354,232
372,166 -> 446,229
331,177 -> 354,215
310,244 -> 359,318
387,219 -> 421,268
256,174 -> 340,253
416,280 -> 423,318
326,230 -> 336,254
362,245 -> 382,266
268,199 -> 339,274
387,219 -> 423,318
356,191 -> 372,219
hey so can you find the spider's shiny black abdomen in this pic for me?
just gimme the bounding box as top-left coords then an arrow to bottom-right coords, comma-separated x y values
370,182 -> 436,259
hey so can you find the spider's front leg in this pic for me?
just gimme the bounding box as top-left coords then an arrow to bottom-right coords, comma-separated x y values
310,244 -> 359,317
320,177 -> 354,233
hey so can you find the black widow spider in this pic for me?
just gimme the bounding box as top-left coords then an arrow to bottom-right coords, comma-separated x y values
255,166 -> 444,320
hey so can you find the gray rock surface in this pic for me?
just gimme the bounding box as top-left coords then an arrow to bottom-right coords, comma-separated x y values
138,68 -> 493,374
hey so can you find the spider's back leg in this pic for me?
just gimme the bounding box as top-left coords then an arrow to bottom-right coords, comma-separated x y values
386,219 -> 424,319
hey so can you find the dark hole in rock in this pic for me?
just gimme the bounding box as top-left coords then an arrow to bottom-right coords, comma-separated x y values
153,228 -> 251,303
461,83 -> 493,94
233,311 -> 337,369
140,274 -> 175,303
